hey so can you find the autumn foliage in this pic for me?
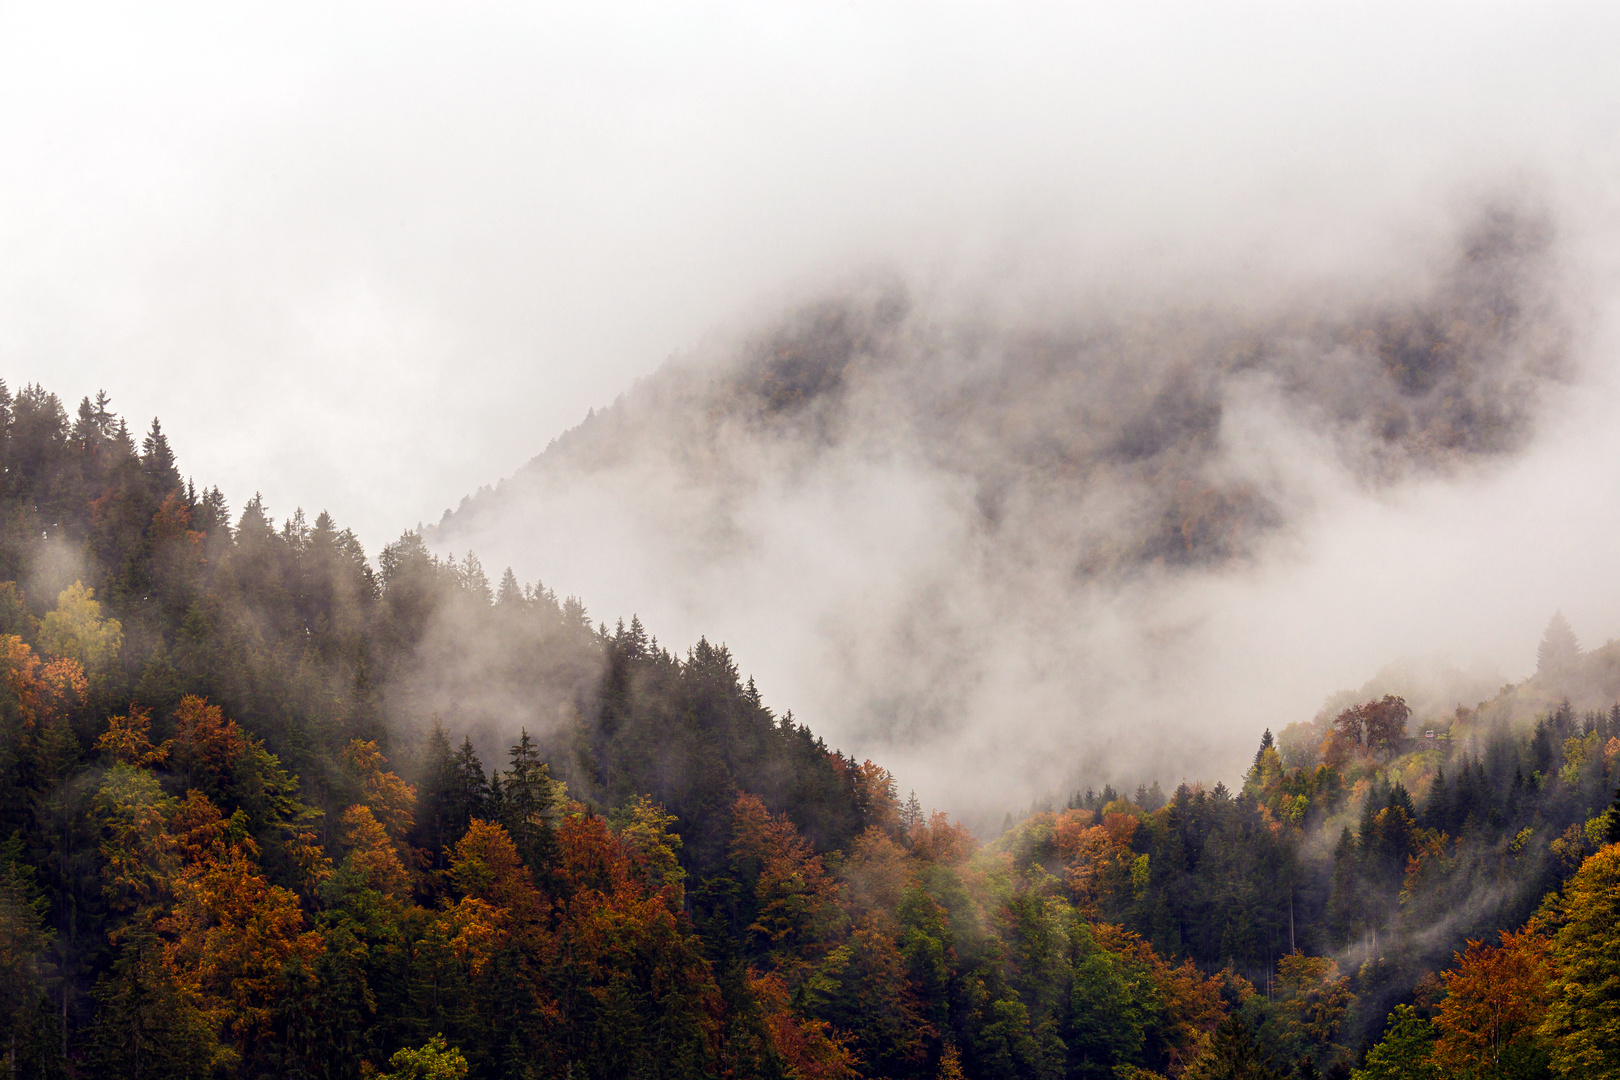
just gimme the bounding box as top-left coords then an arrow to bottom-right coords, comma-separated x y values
0,377 -> 1616,1078
1433,924 -> 1554,1073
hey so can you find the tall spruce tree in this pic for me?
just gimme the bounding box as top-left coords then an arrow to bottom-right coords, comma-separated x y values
501,729 -> 563,871
1537,611 -> 1581,676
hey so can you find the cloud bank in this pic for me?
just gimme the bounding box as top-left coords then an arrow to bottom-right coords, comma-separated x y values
429,197 -> 1620,819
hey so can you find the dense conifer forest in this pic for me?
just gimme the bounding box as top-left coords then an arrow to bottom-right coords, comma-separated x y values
0,378 -> 1616,1079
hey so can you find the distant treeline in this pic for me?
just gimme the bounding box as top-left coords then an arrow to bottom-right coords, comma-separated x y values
0,379 -> 1615,1079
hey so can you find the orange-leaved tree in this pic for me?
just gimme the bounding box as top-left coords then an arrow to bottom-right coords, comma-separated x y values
336,804 -> 412,900
855,759 -> 901,834
909,811 -> 977,868
1061,812 -> 1140,918
1433,922 -> 1553,1074
1,633 -> 86,729
342,738 -> 418,844
552,807 -> 722,1077
731,793 -> 845,970
438,819 -> 556,1038
748,968 -> 860,1080
96,705 -> 170,769
160,794 -> 322,1059
171,695 -> 246,793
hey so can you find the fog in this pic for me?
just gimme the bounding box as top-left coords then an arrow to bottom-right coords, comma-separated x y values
4,3 -> 1620,815
426,201 -> 1620,815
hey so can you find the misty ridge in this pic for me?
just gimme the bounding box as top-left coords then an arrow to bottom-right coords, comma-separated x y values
424,199 -> 1574,816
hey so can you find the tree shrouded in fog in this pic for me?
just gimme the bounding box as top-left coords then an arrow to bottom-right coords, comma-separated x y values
1537,611 -> 1581,676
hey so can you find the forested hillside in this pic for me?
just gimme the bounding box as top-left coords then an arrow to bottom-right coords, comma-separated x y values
0,379 -> 1616,1079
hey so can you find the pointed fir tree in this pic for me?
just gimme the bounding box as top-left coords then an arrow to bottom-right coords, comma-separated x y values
72,396 -> 106,452
501,728 -> 564,871
450,736 -> 490,838
496,567 -> 523,607
622,615 -> 647,658
1537,610 -> 1581,676
417,717 -> 457,864
92,388 -> 115,434
1424,766 -> 1448,831
141,417 -> 180,492
902,790 -> 923,830
196,486 -> 230,537
458,552 -> 493,605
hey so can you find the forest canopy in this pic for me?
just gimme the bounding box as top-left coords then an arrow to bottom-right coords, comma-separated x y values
0,379 -> 1615,1079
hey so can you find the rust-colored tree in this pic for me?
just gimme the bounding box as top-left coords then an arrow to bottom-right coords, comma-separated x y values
1321,696 -> 1410,766
1433,923 -> 1553,1074
731,793 -> 845,971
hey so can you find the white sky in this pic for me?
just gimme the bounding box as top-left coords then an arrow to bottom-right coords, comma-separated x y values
4,2 -> 1616,553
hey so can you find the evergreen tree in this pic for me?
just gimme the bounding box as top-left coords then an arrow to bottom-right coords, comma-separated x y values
1423,766 -> 1448,831
1183,1015 -> 1282,1080
901,790 -> 923,830
457,553 -> 492,605
1537,611 -> 1581,676
416,718 -> 457,865
500,729 -> 563,871
449,737 -> 490,839
495,567 -> 522,607
140,418 -> 180,492
1607,783 -> 1620,844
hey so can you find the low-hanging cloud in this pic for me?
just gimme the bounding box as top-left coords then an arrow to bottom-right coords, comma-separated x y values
425,197 -> 1617,821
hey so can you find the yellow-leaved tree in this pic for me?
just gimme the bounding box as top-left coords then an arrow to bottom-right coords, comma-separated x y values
1540,842 -> 1620,1078
38,581 -> 122,673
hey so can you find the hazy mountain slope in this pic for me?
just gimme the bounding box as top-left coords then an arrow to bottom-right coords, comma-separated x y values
437,207 -> 1562,572
426,204 -> 1573,810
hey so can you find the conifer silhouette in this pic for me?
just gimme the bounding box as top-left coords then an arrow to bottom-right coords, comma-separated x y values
1537,611 -> 1581,676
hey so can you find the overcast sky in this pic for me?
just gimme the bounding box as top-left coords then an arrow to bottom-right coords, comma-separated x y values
4,2 -> 1615,551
